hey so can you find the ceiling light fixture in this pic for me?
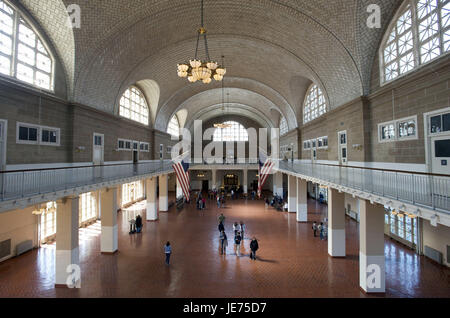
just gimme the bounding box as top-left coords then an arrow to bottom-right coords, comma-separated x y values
177,0 -> 226,84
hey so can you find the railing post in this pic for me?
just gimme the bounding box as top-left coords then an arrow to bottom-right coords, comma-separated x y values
21,171 -> 25,198
412,174 -> 415,204
430,175 -> 435,209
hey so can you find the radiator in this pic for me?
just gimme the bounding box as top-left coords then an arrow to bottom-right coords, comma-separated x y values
424,245 -> 443,264
16,240 -> 33,256
0,239 -> 11,259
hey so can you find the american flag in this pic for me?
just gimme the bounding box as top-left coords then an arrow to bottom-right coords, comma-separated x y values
172,160 -> 190,202
257,148 -> 274,198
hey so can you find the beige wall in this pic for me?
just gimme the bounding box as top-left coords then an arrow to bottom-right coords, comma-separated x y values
422,219 -> 450,268
0,206 -> 38,262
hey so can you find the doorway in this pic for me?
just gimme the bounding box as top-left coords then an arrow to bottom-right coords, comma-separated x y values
430,136 -> 450,174
338,130 -> 348,165
133,141 -> 139,164
93,133 -> 104,165
311,139 -> 317,163
202,180 -> 209,192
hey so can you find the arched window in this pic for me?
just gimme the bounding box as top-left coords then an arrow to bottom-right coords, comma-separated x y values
381,0 -> 449,84
0,0 -> 54,90
303,84 -> 327,124
280,116 -> 288,136
167,115 -> 180,137
213,121 -> 249,142
119,86 -> 149,125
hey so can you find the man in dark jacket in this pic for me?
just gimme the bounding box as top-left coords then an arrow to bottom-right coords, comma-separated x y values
218,221 -> 225,233
250,237 -> 259,260
135,215 -> 143,233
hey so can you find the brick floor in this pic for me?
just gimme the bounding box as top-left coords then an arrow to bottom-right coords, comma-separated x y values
0,194 -> 449,298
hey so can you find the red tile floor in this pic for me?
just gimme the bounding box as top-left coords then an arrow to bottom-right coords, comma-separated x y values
0,194 -> 449,298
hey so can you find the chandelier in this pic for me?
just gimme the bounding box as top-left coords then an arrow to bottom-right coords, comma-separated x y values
214,76 -> 232,129
177,0 -> 226,84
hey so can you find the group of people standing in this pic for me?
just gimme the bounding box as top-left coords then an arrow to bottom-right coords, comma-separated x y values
217,213 -> 259,260
196,192 -> 207,210
312,221 -> 328,240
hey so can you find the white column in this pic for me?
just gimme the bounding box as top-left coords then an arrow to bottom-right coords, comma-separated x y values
212,169 -> 217,190
176,175 -> 183,198
296,178 -> 307,222
273,172 -> 283,196
243,169 -> 248,194
146,177 -> 158,221
288,175 -> 296,212
328,188 -> 346,257
100,187 -> 118,254
359,200 -> 385,293
159,174 -> 169,212
55,196 -> 80,288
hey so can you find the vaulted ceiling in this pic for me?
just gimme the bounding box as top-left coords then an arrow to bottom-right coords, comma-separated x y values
19,0 -> 402,132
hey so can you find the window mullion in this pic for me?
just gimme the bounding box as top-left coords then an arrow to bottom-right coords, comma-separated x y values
411,0 -> 422,66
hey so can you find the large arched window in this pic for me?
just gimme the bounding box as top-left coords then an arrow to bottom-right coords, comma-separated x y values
167,115 -> 180,137
213,121 -> 249,142
303,84 -> 327,124
279,116 -> 288,136
119,86 -> 149,125
0,0 -> 54,90
381,0 -> 449,84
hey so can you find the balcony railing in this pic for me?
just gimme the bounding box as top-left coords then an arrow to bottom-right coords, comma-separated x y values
0,160 -> 173,202
278,161 -> 450,213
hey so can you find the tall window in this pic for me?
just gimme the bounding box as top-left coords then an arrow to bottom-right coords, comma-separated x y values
119,86 -> 149,125
167,115 -> 180,137
213,121 -> 249,142
280,116 -> 288,136
79,192 -> 98,224
40,201 -> 57,242
381,0 -> 449,83
303,84 -> 327,124
122,181 -> 144,206
0,0 -> 53,90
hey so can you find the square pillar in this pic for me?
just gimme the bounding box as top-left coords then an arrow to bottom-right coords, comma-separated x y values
273,172 -> 283,196
100,187 -> 118,254
159,174 -> 169,212
296,178 -> 307,222
288,175 -> 297,212
243,169 -> 248,194
55,196 -> 80,288
359,200 -> 385,293
146,177 -> 158,221
211,169 -> 217,190
328,188 -> 346,257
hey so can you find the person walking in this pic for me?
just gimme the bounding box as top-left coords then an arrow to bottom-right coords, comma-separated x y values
219,230 -> 225,255
217,195 -> 221,208
312,221 -> 318,237
135,215 -> 143,233
234,231 -> 242,256
233,222 -> 240,236
319,222 -> 325,240
223,232 -> 228,254
218,221 -> 225,233
202,197 -> 206,210
240,221 -> 246,240
250,237 -> 259,260
218,213 -> 225,224
164,242 -> 172,265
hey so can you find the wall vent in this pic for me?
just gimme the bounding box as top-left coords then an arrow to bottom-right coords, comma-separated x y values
424,245 -> 443,265
0,239 -> 11,259
16,240 -> 33,256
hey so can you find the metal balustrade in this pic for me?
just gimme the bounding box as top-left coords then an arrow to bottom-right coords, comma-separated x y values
0,159 -> 448,214
0,160 -> 173,202
278,161 -> 450,213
